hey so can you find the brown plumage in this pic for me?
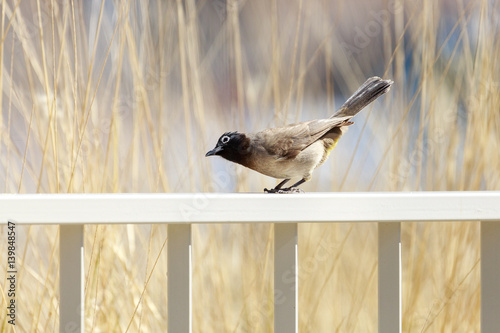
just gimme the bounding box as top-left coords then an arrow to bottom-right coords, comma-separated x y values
206,76 -> 393,193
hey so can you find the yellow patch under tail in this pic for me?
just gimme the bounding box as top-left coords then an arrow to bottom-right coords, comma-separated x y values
317,138 -> 340,167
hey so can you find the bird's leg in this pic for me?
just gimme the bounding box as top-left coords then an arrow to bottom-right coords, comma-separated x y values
281,179 -> 306,193
275,179 -> 290,190
264,179 -> 290,193
264,179 -> 305,194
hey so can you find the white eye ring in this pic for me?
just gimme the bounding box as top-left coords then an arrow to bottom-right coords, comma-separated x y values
221,136 -> 230,144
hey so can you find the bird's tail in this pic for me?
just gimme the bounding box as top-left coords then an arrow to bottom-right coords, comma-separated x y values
331,76 -> 393,118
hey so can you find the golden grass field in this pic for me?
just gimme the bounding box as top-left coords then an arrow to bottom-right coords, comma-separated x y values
0,0 -> 499,331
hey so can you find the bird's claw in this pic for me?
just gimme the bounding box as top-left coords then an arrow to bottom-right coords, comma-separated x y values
264,187 -> 304,194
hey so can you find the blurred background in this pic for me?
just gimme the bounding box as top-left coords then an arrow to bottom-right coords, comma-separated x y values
0,0 -> 498,331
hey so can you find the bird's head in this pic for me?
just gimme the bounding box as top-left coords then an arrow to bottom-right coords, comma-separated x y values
206,132 -> 251,163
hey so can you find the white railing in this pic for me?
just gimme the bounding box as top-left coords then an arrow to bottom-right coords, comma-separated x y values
1,192 -> 500,333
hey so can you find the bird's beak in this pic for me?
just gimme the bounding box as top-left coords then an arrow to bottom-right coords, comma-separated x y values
206,146 -> 222,157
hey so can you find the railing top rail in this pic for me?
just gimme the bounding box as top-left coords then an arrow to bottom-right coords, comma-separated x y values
1,191 -> 499,224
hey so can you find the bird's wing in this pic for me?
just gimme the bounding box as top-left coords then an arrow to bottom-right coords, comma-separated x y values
256,118 -> 351,159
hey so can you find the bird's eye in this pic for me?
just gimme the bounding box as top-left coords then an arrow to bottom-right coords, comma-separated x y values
221,135 -> 230,144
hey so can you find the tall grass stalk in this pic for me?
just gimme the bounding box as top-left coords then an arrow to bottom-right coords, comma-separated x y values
0,0 -> 499,331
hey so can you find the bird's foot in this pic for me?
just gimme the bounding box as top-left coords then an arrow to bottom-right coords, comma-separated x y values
264,187 -> 304,194
281,187 -> 305,194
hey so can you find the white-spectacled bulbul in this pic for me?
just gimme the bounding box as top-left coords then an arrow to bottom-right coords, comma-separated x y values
206,76 -> 393,193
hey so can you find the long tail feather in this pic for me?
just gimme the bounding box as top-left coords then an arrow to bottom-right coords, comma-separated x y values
331,77 -> 393,118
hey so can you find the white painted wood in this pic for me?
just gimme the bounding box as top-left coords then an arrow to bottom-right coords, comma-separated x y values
168,224 -> 191,333
60,225 -> 84,333
274,223 -> 298,333
378,222 -> 401,333
481,221 -> 500,332
1,193 -> 499,333
0,192 -> 499,224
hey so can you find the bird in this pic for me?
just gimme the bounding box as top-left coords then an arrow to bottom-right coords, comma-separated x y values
206,76 -> 393,193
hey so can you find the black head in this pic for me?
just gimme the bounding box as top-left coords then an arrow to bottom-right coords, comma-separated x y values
206,132 -> 251,163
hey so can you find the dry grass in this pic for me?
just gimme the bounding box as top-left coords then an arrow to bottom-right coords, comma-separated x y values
0,0 -> 499,331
